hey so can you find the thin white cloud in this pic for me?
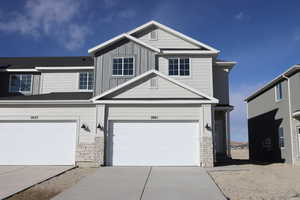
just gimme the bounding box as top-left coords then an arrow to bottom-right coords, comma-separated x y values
118,9 -> 136,19
100,9 -> 137,23
103,0 -> 118,8
234,12 -> 250,21
0,0 -> 90,50
230,82 -> 265,142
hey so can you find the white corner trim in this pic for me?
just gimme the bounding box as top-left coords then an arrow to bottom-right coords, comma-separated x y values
88,33 -> 160,55
91,69 -> 219,103
94,100 -> 216,104
127,20 -> 220,53
35,66 -> 94,71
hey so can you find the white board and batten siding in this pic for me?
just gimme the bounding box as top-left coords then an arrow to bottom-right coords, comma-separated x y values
138,28 -> 199,49
158,56 -> 213,96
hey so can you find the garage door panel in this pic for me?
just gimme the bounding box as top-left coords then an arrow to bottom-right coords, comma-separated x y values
0,122 -> 77,165
109,121 -> 200,166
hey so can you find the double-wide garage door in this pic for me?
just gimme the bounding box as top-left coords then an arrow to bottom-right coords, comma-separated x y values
108,121 -> 200,166
0,122 -> 77,165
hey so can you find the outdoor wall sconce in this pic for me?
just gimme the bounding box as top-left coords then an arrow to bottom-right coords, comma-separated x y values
81,124 -> 87,129
205,123 -> 212,131
97,123 -> 104,131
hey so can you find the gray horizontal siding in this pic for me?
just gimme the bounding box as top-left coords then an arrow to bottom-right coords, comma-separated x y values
95,39 -> 156,95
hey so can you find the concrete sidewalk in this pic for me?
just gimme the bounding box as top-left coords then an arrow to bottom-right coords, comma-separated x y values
0,166 -> 73,199
52,167 -> 226,200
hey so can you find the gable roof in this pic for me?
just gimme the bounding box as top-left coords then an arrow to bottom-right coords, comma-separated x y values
127,20 -> 220,53
245,65 -> 300,102
92,69 -> 219,104
88,33 -> 160,55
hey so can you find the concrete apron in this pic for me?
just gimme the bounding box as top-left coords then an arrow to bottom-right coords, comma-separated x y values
52,167 -> 226,200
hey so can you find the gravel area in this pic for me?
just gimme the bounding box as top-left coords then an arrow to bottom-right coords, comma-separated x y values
6,167 -> 97,200
210,150 -> 300,200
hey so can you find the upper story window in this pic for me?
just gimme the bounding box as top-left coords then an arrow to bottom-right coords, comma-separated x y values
79,71 -> 94,90
168,58 -> 190,76
275,82 -> 283,101
9,74 -> 32,93
278,127 -> 284,148
150,30 -> 158,40
112,57 -> 134,76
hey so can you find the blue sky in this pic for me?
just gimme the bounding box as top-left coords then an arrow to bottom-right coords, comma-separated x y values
1,0 -> 300,142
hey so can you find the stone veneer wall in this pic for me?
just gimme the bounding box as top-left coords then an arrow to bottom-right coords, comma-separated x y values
200,136 -> 214,167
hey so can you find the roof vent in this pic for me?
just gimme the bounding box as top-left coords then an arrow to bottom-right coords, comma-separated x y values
150,77 -> 158,89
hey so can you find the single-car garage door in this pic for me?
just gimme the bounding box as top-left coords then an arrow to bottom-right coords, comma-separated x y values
108,121 -> 200,166
0,122 -> 77,165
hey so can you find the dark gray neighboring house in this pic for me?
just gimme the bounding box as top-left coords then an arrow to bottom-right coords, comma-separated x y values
245,65 -> 300,164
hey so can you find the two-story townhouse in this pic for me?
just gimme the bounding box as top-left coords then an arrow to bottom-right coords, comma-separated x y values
245,65 -> 300,165
0,21 -> 236,167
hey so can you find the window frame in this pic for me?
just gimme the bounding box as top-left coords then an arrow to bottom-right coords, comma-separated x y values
112,57 -> 135,77
8,74 -> 33,93
149,30 -> 158,41
278,127 -> 285,149
78,71 -> 94,91
168,57 -> 191,77
275,82 -> 283,102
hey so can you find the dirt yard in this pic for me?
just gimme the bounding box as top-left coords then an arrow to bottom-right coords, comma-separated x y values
6,167 -> 96,200
210,150 -> 300,200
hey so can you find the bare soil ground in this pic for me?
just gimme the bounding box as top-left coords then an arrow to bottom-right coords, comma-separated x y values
6,167 -> 96,200
210,150 -> 300,200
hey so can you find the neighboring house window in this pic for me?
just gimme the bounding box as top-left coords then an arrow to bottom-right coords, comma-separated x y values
279,127 -> 284,148
9,74 -> 32,93
275,82 -> 283,101
168,58 -> 190,76
150,30 -> 158,40
79,72 -> 94,90
112,57 -> 134,76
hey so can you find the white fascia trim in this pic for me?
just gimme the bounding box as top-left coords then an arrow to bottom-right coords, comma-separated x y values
88,33 -> 160,55
94,100 -> 216,104
215,61 -> 237,67
0,69 -> 38,72
91,69 -> 219,103
214,106 -> 234,111
160,50 -> 218,55
0,100 -> 93,105
35,66 -> 94,71
127,20 -> 220,53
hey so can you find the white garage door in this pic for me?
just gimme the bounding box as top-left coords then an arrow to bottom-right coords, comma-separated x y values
108,121 -> 200,166
0,122 -> 77,165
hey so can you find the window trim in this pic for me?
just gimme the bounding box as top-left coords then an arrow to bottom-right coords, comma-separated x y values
275,82 -> 283,102
168,57 -> 191,77
112,57 -> 135,77
278,127 -> 285,149
78,71 -> 94,91
8,74 -> 33,93
149,30 -> 158,41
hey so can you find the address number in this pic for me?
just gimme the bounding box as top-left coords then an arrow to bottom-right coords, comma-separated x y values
30,116 -> 39,119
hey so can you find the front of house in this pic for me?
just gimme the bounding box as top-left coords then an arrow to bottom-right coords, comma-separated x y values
0,21 -> 235,167
246,65 -> 300,165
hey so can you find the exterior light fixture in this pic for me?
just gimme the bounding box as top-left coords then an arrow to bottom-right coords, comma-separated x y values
97,123 -> 103,130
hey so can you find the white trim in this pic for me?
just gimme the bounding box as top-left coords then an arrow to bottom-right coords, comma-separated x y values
111,57 -> 135,77
88,33 -> 160,55
127,20 -> 220,53
168,57 -> 191,77
35,66 -> 94,71
0,100 -> 93,105
161,50 -> 218,55
0,69 -> 38,72
8,74 -> 33,94
94,100 -> 216,104
91,69 -> 219,103
214,106 -> 234,111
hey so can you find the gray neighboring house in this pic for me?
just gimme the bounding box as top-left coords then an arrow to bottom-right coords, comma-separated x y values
245,65 -> 300,165
0,21 -> 236,167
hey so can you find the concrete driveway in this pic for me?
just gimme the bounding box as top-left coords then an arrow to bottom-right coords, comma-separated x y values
52,167 -> 226,200
0,166 -> 74,199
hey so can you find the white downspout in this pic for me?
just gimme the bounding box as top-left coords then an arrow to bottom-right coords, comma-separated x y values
282,75 -> 295,165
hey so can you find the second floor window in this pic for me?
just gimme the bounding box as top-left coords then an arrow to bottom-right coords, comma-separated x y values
275,82 -> 283,101
79,72 -> 94,90
112,57 -> 134,76
9,74 -> 32,93
168,58 -> 190,76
